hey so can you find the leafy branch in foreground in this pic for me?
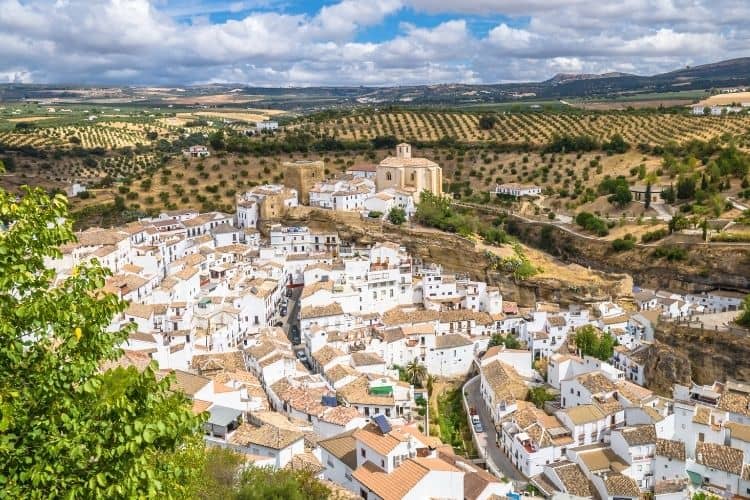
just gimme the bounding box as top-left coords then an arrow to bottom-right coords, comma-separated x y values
0,186 -> 203,498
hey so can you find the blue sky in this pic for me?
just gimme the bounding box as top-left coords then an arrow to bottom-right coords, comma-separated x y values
0,0 -> 748,85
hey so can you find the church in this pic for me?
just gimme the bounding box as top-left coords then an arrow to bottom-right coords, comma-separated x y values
375,143 -> 443,203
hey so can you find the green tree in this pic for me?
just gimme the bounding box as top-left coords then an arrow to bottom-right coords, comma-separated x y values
0,186 -> 203,497
573,325 -> 616,361
478,115 -> 497,130
528,387 -> 555,409
737,295 -> 750,328
644,183 -> 652,210
405,358 -> 428,387
609,185 -> 633,207
387,207 -> 406,225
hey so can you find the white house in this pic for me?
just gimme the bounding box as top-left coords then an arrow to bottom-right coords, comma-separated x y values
183,145 -> 210,158
490,183 -> 542,198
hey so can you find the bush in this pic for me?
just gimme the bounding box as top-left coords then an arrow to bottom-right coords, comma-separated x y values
575,212 -> 609,236
641,228 -> 668,243
653,245 -> 687,261
387,207 -> 406,225
367,211 -> 383,218
478,115 -> 498,130
612,236 -> 635,252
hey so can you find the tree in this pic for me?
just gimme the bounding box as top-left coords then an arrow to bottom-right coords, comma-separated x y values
405,358 -> 428,387
573,325 -> 616,361
0,185 -> 203,497
609,184 -> 633,207
528,387 -> 555,409
644,183 -> 652,210
209,130 -> 225,150
737,295 -> 750,328
387,207 -> 406,225
478,115 -> 497,130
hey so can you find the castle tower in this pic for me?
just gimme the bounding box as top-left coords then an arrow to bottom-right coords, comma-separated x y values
283,160 -> 324,205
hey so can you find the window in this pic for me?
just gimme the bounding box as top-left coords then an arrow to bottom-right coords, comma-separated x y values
386,172 -> 392,181
361,449 -> 366,458
698,432 -> 705,442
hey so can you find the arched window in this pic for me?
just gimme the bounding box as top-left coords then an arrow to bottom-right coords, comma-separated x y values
386,172 -> 392,181
410,171 -> 416,182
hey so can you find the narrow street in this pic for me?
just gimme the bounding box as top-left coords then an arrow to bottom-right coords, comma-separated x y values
464,376 -> 526,484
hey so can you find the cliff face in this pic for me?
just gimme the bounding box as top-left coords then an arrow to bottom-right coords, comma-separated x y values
654,324 -> 750,385
642,343 -> 692,396
272,208 -> 630,307
508,220 -> 750,293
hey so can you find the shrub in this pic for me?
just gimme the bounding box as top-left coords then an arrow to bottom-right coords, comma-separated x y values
575,212 -> 609,236
611,236 -> 635,252
653,245 -> 687,261
641,228 -> 668,243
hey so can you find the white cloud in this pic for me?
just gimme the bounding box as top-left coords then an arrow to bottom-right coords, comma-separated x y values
0,0 -> 748,86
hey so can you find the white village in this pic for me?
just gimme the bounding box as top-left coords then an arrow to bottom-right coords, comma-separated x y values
45,145 -> 750,500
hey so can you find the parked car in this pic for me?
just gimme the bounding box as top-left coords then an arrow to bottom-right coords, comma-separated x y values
286,288 -> 293,298
296,351 -> 308,363
471,414 -> 483,433
280,306 -> 287,316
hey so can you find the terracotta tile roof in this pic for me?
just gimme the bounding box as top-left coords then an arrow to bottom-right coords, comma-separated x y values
695,441 -> 744,475
353,457 -> 459,500
693,405 -> 711,425
192,399 -> 212,415
192,351 -> 246,374
551,461 -> 594,497
619,425 -> 656,446
159,369 -> 210,396
321,406 -> 361,426
125,302 -> 155,319
435,333 -> 473,349
287,451 -> 325,475
547,315 -> 566,327
615,379 -> 654,403
300,303 -> 344,319
312,345 -> 347,367
324,364 -> 359,383
351,351 -> 385,367
301,280 -> 333,299
578,371 -> 616,394
561,404 -> 605,425
318,429 -> 358,470
726,421 -> 750,443
352,423 -> 409,456
718,389 -> 750,417
603,474 -> 640,497
656,439 -> 686,461
229,423 -> 304,450
481,360 -> 528,404
338,376 -> 394,406
100,350 -> 152,372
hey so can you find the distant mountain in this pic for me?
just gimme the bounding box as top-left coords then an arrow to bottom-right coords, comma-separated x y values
3,57 -> 750,109
545,72 -> 634,85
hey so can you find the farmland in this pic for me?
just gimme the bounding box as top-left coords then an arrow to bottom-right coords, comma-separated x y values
297,110 -> 750,146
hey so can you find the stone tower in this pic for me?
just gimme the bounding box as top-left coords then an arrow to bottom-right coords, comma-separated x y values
283,160 -> 324,205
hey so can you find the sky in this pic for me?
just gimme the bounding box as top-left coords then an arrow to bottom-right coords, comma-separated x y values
1,0 -> 749,86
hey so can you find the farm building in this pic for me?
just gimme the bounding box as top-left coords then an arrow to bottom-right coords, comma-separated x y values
490,183 -> 542,198
183,145 -> 210,158
255,120 -> 278,133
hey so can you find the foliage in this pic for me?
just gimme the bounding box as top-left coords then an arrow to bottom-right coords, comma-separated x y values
573,325 -> 617,361
478,114 -> 498,130
653,245 -> 687,261
602,133 -> 629,154
575,211 -> 609,236
405,358 -> 428,387
367,210 -> 383,218
676,175 -> 696,200
544,134 -> 599,153
195,447 -> 331,500
415,190 -> 479,237
488,333 -> 522,349
527,387 -> 555,409
436,388 -> 475,457
641,228 -> 669,243
387,207 -> 406,225
0,186 -> 203,497
611,234 -> 636,252
737,295 -> 750,328
496,243 -> 540,281
711,232 -> 750,242
480,226 -> 510,245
